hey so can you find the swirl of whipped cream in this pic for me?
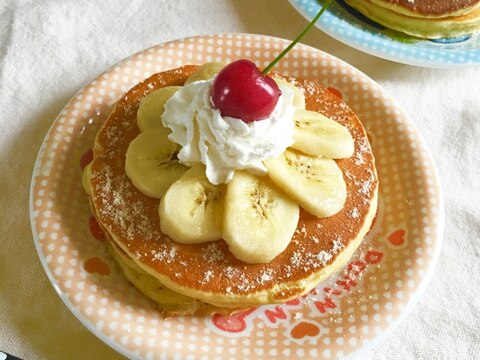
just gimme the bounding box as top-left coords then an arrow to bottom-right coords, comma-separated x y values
162,79 -> 296,185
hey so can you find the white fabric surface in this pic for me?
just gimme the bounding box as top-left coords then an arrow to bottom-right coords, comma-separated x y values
0,0 -> 479,359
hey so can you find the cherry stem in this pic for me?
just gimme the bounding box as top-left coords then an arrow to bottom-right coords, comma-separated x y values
262,0 -> 335,75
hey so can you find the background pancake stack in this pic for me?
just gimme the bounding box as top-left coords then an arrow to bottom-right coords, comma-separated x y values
344,0 -> 480,38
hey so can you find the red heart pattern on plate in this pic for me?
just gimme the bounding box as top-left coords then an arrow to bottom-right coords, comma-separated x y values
388,229 -> 406,246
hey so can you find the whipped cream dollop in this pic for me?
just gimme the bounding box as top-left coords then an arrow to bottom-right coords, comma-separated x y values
162,79 -> 296,185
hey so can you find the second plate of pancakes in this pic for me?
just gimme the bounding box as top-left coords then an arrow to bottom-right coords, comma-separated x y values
289,0 -> 480,67
30,34 -> 444,359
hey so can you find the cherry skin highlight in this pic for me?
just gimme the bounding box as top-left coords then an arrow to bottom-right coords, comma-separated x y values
211,59 -> 281,123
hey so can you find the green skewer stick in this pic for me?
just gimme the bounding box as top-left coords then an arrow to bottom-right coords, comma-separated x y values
262,0 -> 335,75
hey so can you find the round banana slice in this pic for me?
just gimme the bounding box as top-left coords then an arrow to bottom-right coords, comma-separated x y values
184,62 -> 226,85
137,86 -> 181,131
292,109 -> 354,159
125,129 -> 187,199
264,149 -> 347,218
223,171 -> 299,264
159,165 -> 225,244
273,77 -> 306,110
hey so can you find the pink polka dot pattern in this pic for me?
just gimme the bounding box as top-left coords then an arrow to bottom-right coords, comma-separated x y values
30,34 -> 443,359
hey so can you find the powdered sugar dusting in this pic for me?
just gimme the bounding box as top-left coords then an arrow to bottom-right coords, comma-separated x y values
93,165 -> 156,241
257,268 -> 274,284
289,237 -> 345,270
236,273 -> 254,292
332,237 -> 344,253
354,152 -> 365,165
105,126 -> 120,146
202,243 -> 225,263
344,170 -> 355,181
354,138 -> 370,165
199,270 -> 214,284
291,251 -> 302,267
223,266 -> 240,280
283,265 -> 293,278
306,251 -> 332,267
355,176 -> 373,197
151,245 -> 177,264
358,138 -> 369,153
350,207 -> 360,219
103,126 -> 123,159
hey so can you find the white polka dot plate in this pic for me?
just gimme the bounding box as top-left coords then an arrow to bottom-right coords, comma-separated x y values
30,34 -> 444,359
289,0 -> 480,67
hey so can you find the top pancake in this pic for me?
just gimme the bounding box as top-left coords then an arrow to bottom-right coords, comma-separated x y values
87,66 -> 378,307
369,0 -> 480,18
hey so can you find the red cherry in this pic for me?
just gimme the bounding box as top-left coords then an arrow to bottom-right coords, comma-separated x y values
211,60 -> 281,123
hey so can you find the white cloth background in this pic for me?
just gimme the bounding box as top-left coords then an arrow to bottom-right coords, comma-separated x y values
0,0 -> 479,359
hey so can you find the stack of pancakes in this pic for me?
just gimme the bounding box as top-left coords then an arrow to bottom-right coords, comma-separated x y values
83,65 -> 378,316
345,0 -> 480,38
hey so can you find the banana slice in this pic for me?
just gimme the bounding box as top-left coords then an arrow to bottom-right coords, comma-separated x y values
159,165 -> 225,244
137,86 -> 181,131
291,109 -> 354,159
273,77 -> 306,109
264,149 -> 347,218
185,62 -> 226,85
223,171 -> 299,264
125,129 -> 187,199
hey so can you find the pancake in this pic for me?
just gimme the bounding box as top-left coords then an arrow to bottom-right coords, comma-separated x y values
85,172 -> 244,315
346,0 -> 480,38
106,232 -> 247,316
345,0 -> 480,39
84,65 -> 378,313
368,0 -> 480,18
